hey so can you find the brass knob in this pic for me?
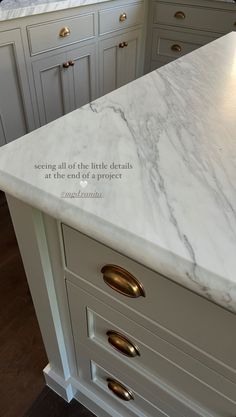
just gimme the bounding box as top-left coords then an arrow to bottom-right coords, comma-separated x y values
107,378 -> 134,401
174,11 -> 186,19
69,60 -> 75,66
119,42 -> 128,48
119,12 -> 127,22
107,331 -> 140,357
101,265 -> 145,298
59,27 -> 71,37
62,61 -> 70,68
171,44 -> 182,52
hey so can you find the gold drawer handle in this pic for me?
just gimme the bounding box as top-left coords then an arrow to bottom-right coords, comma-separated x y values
59,27 -> 71,37
62,61 -> 70,68
68,60 -> 75,66
119,12 -> 127,22
171,44 -> 182,52
101,265 -> 145,298
174,11 -> 186,19
119,42 -> 128,48
107,330 -> 140,357
107,378 -> 134,401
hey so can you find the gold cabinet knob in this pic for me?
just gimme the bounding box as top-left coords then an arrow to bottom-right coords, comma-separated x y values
68,60 -> 75,66
107,378 -> 134,401
119,12 -> 127,22
171,44 -> 182,52
62,61 -> 70,68
174,11 -> 186,19
59,26 -> 71,37
101,265 -> 145,298
107,330 -> 140,357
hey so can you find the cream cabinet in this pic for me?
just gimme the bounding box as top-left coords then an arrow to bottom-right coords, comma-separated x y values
6,195 -> 236,417
0,29 -> 35,145
0,0 -> 145,142
32,43 -> 97,125
99,29 -> 143,96
145,0 -> 236,72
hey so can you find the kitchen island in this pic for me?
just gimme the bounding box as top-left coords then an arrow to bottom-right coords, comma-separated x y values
0,33 -> 236,417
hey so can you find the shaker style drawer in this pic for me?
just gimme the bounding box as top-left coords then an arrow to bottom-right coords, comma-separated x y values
74,344 -> 198,417
99,2 -> 144,35
27,13 -> 95,55
151,28 -> 217,61
67,281 -> 236,416
153,1 -> 236,34
62,224 -> 236,384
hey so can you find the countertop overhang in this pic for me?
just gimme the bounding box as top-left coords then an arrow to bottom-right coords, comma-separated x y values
0,33 -> 236,313
0,0 -> 235,21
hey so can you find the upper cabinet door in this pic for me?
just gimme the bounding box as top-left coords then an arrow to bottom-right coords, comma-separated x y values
0,29 -> 35,145
99,29 -> 142,97
67,43 -> 98,111
32,51 -> 71,126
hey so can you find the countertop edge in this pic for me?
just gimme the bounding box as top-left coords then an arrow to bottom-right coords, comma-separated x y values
1,168 -> 235,315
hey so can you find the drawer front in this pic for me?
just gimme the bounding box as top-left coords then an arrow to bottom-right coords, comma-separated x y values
27,13 -> 95,55
62,224 -> 236,382
153,1 -> 236,34
74,344 -> 199,417
99,2 -> 144,35
67,281 -> 236,416
152,28 -> 218,61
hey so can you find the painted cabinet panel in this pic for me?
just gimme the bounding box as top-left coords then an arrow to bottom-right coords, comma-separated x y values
0,29 -> 34,145
32,51 -> 71,125
32,44 -> 97,125
68,44 -> 97,111
99,29 -> 142,96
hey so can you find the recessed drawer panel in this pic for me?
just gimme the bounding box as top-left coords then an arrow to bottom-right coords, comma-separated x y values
153,1 -> 236,34
75,344 -> 197,417
62,224 -> 236,383
152,28 -> 218,61
27,13 -> 95,55
67,281 -> 236,415
99,2 -> 144,35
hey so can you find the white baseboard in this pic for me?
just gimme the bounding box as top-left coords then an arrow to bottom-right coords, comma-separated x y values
43,364 -> 77,402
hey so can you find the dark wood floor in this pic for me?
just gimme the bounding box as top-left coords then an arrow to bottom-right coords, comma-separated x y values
0,191 -> 95,417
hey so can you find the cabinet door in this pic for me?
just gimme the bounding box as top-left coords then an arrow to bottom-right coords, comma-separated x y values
99,29 -> 142,96
0,29 -> 34,145
67,43 -> 97,111
32,51 -> 71,125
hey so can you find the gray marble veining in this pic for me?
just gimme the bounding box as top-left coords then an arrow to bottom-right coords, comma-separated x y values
0,0 -> 110,21
0,0 -> 235,21
0,33 -> 236,313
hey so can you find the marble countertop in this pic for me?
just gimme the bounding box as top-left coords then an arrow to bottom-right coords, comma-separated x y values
0,0 -> 110,21
0,0 -> 235,21
0,33 -> 236,313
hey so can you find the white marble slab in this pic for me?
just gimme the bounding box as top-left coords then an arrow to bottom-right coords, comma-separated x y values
0,0 -> 111,21
1,33 -> 236,313
0,0 -> 235,21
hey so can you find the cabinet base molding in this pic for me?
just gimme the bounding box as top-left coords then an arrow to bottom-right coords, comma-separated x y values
43,364 -> 77,402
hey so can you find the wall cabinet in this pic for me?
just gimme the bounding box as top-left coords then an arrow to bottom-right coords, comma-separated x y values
99,29 -> 142,96
0,29 -> 34,145
32,43 -> 97,125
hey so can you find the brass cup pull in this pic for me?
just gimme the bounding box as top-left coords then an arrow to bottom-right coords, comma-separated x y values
174,11 -> 186,19
107,378 -> 134,401
62,61 -> 70,68
68,60 -> 75,66
119,12 -> 127,22
171,44 -> 182,52
107,330 -> 140,357
101,265 -> 145,298
59,26 -> 71,37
